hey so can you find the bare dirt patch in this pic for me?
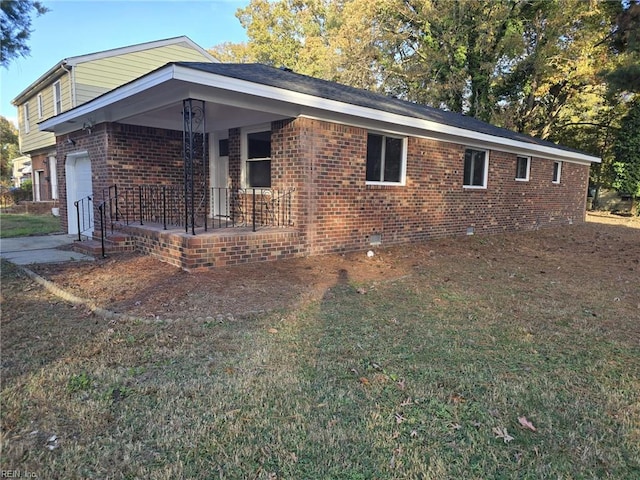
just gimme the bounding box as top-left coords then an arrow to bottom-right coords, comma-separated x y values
28,212 -> 640,322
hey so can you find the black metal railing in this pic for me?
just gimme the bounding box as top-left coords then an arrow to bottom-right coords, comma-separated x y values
75,185 -> 295,256
209,187 -> 295,231
73,195 -> 94,241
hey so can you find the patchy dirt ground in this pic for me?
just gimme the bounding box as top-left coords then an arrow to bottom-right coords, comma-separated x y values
27,212 -> 640,321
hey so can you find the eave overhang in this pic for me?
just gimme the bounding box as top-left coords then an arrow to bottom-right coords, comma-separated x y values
39,63 -> 601,165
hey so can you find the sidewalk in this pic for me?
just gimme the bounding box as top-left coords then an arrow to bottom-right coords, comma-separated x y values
0,234 -> 94,265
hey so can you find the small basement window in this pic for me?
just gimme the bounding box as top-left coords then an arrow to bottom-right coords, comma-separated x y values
515,156 -> 530,181
463,148 -> 488,188
552,161 -> 562,184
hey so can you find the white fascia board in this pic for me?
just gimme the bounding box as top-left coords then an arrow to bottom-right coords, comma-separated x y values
39,63 -> 601,164
172,66 -> 601,164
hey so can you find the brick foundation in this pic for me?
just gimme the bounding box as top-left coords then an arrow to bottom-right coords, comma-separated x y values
117,223 -> 305,271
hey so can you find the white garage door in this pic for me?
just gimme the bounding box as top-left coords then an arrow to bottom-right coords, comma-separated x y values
65,153 -> 94,236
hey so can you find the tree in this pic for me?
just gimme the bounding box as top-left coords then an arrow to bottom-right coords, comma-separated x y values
374,0 -> 528,121
1,0 -> 48,68
0,116 -> 20,184
601,1 -> 640,93
209,0 -> 385,91
613,100 -> 640,214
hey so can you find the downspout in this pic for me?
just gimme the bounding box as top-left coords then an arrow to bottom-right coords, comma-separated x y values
61,61 -> 76,108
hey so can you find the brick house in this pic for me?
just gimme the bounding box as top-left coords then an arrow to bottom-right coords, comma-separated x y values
40,62 -> 600,270
11,37 -> 217,207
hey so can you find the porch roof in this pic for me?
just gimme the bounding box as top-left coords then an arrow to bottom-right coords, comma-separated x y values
39,62 -> 600,165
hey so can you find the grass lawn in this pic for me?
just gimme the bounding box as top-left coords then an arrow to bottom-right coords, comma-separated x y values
0,213 -> 62,238
1,218 -> 639,479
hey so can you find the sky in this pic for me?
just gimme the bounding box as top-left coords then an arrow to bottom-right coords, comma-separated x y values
1,0 -> 249,125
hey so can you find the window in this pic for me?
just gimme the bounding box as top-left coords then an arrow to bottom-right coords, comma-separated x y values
515,156 -> 530,181
24,103 -> 30,133
37,94 -> 43,119
218,139 -> 229,157
53,81 -> 62,115
552,161 -> 562,183
243,129 -> 271,188
366,133 -> 405,184
463,148 -> 488,188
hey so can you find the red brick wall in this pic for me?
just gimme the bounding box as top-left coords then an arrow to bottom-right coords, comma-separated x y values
119,223 -> 303,271
56,118 -> 590,264
56,125 -> 108,232
57,124 -> 185,232
275,117 -> 590,255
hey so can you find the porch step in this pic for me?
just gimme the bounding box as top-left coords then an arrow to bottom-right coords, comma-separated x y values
71,233 -> 136,256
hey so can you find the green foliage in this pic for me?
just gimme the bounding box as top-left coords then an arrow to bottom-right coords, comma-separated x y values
0,212 -> 61,238
613,100 -> 640,212
67,372 -> 93,393
1,116 -> 19,182
217,0 -> 622,143
602,2 -> 640,94
0,0 -> 49,68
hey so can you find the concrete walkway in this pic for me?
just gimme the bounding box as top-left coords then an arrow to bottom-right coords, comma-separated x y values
0,234 -> 94,265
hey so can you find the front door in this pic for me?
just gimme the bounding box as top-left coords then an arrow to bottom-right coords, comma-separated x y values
211,134 -> 229,217
65,152 -> 93,236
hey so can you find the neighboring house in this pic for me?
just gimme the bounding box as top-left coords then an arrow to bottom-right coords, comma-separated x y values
11,156 -> 32,187
40,62 -> 601,270
11,36 -> 218,204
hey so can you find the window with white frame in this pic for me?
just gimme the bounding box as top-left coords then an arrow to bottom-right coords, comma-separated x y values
552,161 -> 562,183
515,155 -> 530,181
366,133 -> 406,184
24,103 -> 30,133
463,148 -> 488,188
37,94 -> 43,119
243,127 -> 271,188
53,81 -> 62,115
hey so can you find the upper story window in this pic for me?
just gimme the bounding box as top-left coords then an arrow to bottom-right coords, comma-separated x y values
463,148 -> 489,188
515,155 -> 531,181
24,103 -> 30,133
552,161 -> 562,184
366,133 -> 406,185
53,81 -> 62,115
242,127 -> 271,188
37,94 -> 43,119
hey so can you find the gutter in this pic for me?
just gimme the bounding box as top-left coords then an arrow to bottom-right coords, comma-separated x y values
12,61 -> 68,105
39,64 -> 602,165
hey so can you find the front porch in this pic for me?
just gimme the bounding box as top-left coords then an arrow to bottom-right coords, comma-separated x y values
116,222 -> 304,271
77,184 -> 304,270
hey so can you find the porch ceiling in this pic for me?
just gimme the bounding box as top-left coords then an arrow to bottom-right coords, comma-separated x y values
42,77 -> 299,135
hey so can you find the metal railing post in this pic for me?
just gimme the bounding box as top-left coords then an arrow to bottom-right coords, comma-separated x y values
75,200 -> 81,241
252,188 -> 256,232
138,186 -> 144,225
114,185 -> 119,222
163,186 -> 167,230
99,203 -> 106,258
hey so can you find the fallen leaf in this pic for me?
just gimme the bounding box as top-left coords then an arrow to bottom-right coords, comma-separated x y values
518,416 -> 537,432
359,377 -> 370,385
492,426 -> 514,443
268,328 -> 278,334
